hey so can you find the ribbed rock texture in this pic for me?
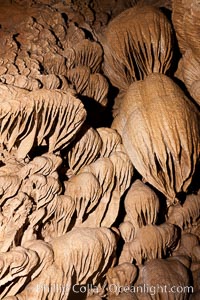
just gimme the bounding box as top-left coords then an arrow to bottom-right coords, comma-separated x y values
0,1 -> 199,300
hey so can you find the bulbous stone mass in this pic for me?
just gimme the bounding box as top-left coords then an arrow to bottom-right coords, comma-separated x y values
0,1 -> 199,300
